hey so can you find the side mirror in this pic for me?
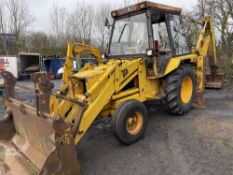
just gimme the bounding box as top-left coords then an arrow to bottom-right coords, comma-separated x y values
104,18 -> 111,29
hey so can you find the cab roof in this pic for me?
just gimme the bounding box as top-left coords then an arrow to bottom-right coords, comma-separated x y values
111,1 -> 182,18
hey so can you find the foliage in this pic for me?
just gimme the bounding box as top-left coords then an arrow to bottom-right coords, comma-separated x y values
183,0 -> 233,86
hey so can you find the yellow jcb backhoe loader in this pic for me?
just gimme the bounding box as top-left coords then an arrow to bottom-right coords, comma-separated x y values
0,1 -> 223,174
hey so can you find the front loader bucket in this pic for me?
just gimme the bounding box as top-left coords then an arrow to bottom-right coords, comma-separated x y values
0,71 -> 80,175
205,67 -> 224,89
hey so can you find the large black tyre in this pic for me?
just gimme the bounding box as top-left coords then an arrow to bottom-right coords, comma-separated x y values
112,100 -> 148,145
162,63 -> 196,115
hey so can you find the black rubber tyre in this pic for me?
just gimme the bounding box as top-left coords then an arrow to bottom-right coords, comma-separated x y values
162,63 -> 196,115
112,100 -> 148,145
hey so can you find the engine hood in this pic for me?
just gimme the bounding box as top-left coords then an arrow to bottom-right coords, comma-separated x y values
74,64 -> 108,79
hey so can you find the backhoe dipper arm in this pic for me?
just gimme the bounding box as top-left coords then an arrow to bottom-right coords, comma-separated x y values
194,16 -> 217,68
193,16 -> 221,107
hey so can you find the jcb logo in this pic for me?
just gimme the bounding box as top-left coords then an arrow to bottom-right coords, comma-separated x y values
122,69 -> 128,77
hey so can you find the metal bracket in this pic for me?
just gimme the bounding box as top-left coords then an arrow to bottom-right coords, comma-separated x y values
32,73 -> 54,116
71,105 -> 88,137
0,71 -> 16,99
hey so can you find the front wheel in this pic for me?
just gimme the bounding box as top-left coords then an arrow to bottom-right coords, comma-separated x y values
112,100 -> 148,145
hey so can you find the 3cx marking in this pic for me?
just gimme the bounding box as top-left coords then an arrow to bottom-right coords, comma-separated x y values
122,69 -> 128,77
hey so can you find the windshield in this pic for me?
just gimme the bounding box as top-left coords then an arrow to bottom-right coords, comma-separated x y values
109,13 -> 149,56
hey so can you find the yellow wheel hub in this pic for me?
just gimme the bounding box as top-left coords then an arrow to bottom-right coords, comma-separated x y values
126,112 -> 143,135
181,76 -> 193,104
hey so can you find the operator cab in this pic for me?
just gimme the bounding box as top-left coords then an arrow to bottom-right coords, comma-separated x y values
108,1 -> 189,75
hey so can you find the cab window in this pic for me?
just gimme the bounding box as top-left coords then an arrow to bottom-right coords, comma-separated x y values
169,15 -> 190,55
152,14 -> 172,59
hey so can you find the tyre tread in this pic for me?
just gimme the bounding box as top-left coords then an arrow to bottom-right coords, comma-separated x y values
162,63 -> 196,115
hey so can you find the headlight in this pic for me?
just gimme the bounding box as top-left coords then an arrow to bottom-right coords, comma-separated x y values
111,11 -> 117,17
101,54 -> 106,59
146,49 -> 153,57
139,3 -> 146,9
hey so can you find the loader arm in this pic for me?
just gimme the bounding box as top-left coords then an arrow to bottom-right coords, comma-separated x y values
51,57 -> 141,144
1,55 -> 141,175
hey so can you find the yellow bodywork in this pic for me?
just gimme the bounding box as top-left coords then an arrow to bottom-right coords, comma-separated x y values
0,0 -> 224,171
49,16 -> 218,145
51,57 -> 161,144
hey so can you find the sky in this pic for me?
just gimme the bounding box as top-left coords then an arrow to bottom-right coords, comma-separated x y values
11,0 -> 198,32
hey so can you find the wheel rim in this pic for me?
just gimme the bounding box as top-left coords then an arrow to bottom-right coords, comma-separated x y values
126,112 -> 143,135
181,76 -> 193,104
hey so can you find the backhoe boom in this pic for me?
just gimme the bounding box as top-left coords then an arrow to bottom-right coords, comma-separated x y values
193,16 -> 223,90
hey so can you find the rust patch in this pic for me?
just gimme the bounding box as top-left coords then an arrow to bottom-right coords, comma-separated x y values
194,92 -> 206,109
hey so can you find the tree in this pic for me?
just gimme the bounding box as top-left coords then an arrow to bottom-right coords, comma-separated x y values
6,0 -> 34,52
73,1 -> 94,44
49,2 -> 68,54
50,3 -> 67,43
0,4 -> 7,55
93,4 -> 113,51
0,4 -> 5,33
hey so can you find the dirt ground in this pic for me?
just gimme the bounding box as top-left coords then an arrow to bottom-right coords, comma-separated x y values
0,81 -> 233,175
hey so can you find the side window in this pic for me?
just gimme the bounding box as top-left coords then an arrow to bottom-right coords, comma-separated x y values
169,15 -> 190,55
152,14 -> 172,59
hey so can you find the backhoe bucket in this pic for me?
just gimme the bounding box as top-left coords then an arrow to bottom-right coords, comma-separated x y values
205,67 -> 224,89
0,71 -> 80,175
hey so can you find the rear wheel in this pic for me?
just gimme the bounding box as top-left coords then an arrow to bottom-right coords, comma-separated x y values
112,100 -> 148,145
163,64 -> 196,115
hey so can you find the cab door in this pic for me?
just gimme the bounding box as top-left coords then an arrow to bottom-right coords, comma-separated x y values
151,13 -> 173,73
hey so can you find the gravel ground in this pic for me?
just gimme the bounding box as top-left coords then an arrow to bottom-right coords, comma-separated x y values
0,81 -> 233,175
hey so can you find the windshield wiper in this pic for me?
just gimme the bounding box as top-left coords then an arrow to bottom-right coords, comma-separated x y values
118,23 -> 127,43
